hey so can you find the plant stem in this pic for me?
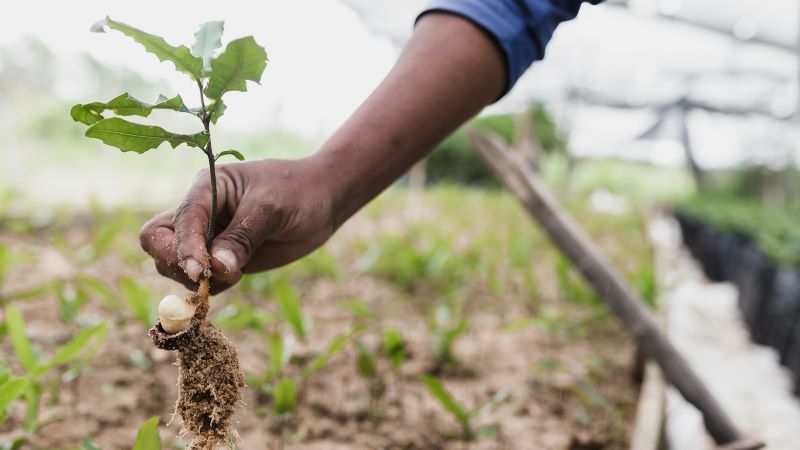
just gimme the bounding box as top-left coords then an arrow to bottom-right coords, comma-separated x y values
197,80 -> 217,253
204,147 -> 217,250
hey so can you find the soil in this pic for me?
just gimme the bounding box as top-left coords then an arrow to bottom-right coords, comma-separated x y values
0,205 -> 640,450
149,283 -> 246,450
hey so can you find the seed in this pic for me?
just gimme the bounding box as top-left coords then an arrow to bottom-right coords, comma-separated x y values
158,294 -> 196,334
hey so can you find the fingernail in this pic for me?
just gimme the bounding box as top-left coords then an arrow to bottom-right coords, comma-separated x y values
184,258 -> 204,282
213,249 -> 237,273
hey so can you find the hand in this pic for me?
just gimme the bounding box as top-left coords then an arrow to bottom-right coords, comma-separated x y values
140,156 -> 336,294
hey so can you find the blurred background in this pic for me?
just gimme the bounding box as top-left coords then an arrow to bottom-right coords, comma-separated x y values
2,0 -> 800,449
2,0 -> 799,208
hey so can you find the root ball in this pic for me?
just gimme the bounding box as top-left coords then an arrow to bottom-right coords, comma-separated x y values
149,284 -> 244,449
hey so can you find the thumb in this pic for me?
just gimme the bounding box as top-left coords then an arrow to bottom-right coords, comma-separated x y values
173,177 -> 215,282
209,205 -> 273,276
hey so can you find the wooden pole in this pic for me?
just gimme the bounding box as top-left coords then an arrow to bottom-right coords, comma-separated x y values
469,131 -> 758,447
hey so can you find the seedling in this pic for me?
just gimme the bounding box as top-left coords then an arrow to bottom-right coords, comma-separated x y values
71,17 -> 267,448
420,375 -> 509,442
0,244 -> 48,304
133,417 -> 162,450
272,280 -> 310,341
382,328 -> 406,373
430,303 -> 468,373
4,305 -> 106,446
354,337 -> 386,413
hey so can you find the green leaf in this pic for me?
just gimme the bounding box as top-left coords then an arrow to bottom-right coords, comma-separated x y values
0,378 -> 29,411
70,102 -> 106,125
85,118 -> 209,154
215,150 -> 244,162
97,17 -> 203,81
304,328 -> 358,377
471,388 -> 511,422
267,332 -> 293,378
273,377 -> 297,416
77,275 -> 121,309
132,417 -> 161,450
383,328 -> 406,370
54,282 -> 89,324
354,339 -> 376,378
50,323 -> 107,367
71,93 -> 192,125
120,277 -> 156,327
5,306 -> 37,374
23,383 -> 40,433
79,434 -> 102,450
338,298 -> 375,321
204,36 -> 267,101
192,21 -> 224,72
210,99 -> 226,124
420,375 -> 470,427
272,280 -> 307,341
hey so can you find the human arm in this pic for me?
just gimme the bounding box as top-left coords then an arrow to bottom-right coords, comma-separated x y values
140,1 -> 598,293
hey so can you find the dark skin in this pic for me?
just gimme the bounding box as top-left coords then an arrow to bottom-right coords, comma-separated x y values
140,13 -> 506,293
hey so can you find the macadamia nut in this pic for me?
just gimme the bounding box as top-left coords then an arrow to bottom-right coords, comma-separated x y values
159,294 -> 196,334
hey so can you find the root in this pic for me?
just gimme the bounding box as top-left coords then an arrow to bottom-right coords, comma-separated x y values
149,278 -> 244,449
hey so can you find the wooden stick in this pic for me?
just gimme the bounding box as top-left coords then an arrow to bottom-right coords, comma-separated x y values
469,131 -> 749,446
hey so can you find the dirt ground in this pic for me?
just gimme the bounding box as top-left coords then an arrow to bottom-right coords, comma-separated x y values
0,196 -> 641,450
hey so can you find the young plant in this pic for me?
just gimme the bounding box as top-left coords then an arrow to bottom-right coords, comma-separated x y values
133,416 -> 162,450
354,337 -> 386,414
272,280 -> 310,342
0,244 -> 48,304
382,328 -> 406,374
4,305 -> 106,447
420,375 -> 509,442
71,17 -> 267,448
430,303 -> 468,373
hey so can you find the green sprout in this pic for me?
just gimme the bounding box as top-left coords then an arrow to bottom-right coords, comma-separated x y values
421,375 -> 509,442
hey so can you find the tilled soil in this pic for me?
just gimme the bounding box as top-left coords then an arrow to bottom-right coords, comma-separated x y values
0,203 -> 640,450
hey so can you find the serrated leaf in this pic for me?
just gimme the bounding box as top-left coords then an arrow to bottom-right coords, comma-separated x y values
210,99 -> 226,124
70,102 -> 106,125
132,417 -> 161,450
192,21 -> 224,72
215,150 -> 245,161
421,375 -> 470,426
86,118 -> 209,154
71,93 -> 192,125
0,378 -> 29,411
204,36 -> 267,101
99,17 -> 203,80
5,306 -> 37,374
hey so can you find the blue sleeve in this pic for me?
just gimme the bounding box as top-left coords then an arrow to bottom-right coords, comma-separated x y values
417,0 -> 602,97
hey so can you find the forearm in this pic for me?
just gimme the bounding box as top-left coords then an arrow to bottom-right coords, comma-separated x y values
313,13 -> 506,228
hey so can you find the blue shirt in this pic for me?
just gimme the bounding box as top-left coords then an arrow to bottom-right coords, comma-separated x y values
418,0 -> 602,96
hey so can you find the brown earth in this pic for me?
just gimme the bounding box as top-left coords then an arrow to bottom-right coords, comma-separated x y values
0,198 -> 641,450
